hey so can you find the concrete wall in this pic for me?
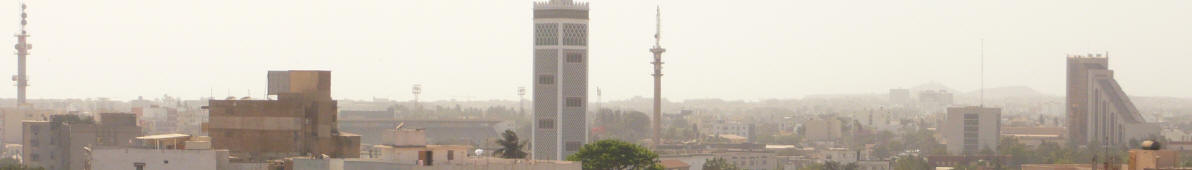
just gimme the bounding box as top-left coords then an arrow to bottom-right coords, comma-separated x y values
91,148 -> 229,170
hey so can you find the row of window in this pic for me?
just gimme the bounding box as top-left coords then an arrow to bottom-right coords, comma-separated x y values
534,23 -> 588,46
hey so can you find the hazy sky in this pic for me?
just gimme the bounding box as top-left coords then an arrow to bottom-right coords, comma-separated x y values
0,0 -> 1189,101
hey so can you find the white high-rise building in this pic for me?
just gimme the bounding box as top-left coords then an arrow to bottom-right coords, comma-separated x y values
532,0 -> 588,160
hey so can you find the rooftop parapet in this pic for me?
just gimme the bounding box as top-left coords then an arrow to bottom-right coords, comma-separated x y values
534,0 -> 588,10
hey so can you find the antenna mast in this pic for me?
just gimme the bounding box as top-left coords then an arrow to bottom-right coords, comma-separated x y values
13,3 -> 31,106
649,2 -> 668,148
979,39 -> 984,107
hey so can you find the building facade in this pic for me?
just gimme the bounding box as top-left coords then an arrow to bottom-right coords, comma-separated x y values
803,117 -> 843,142
714,151 -> 778,170
942,106 -> 1000,155
23,113 -> 141,170
205,70 -> 360,161
532,0 -> 589,160
1066,54 -> 1159,146
709,122 -> 756,143
91,134 -> 231,170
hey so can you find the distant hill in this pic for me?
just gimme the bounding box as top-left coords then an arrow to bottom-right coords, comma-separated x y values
962,86 -> 1053,99
908,82 -> 960,94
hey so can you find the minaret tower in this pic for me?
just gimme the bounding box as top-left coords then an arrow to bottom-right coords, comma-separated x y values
13,3 -> 30,106
650,4 -> 667,147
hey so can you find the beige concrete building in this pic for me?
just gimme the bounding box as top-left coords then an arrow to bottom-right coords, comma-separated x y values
23,113 -> 142,170
1067,54 -> 1160,146
205,70 -> 360,161
2,107 -> 57,144
1001,126 -> 1066,147
714,151 -> 778,170
803,117 -> 842,142
942,106 -> 1000,155
90,134 -> 232,170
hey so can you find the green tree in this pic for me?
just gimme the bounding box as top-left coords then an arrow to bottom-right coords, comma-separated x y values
0,164 -> 44,170
800,162 -> 824,170
824,161 -> 842,170
493,130 -> 528,159
893,156 -> 930,170
566,139 -> 662,170
703,157 -> 741,170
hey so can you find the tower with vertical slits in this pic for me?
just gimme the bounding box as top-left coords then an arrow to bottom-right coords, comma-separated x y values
532,0 -> 588,160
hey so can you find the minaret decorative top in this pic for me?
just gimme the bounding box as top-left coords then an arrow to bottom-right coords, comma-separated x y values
534,0 -> 588,9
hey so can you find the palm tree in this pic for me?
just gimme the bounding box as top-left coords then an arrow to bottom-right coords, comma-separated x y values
494,130 -> 528,158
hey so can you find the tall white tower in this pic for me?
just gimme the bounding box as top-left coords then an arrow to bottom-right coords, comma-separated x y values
13,3 -> 31,106
532,0 -> 589,160
650,5 -> 667,148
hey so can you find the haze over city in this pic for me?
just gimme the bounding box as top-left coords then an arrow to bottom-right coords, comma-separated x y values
0,0 -> 1188,101
2,0 -> 1192,170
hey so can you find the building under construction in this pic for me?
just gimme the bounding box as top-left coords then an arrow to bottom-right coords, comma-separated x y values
205,70 -> 360,161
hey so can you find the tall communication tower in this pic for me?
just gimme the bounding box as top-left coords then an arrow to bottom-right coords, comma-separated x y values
649,4 -> 667,147
13,3 -> 31,106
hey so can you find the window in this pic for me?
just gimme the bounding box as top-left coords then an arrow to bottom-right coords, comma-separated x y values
566,141 -> 581,151
561,23 -> 587,45
566,97 -> 583,107
447,150 -> 454,160
29,154 -> 37,161
566,53 -> 584,63
538,119 -> 554,129
534,23 -> 558,45
30,139 -> 37,147
538,75 -> 555,85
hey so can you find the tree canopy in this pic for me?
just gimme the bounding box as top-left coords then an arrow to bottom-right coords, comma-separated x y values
493,130 -> 527,159
703,157 -> 741,170
566,139 -> 662,170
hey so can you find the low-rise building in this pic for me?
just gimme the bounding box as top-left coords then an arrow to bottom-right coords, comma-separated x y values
660,159 -> 691,170
714,151 -> 777,170
1001,126 -> 1066,148
942,106 -> 1001,155
706,121 -> 756,143
24,113 -> 143,170
90,134 -> 232,170
803,117 -> 843,142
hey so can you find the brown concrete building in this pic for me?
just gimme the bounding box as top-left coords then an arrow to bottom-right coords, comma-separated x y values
1066,54 -> 1159,147
23,113 -> 142,170
205,70 -> 360,161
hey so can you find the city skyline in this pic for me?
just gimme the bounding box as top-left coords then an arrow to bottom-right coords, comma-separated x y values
0,0 -> 1189,102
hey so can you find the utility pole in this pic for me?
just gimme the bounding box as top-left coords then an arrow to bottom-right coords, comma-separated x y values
650,4 -> 667,148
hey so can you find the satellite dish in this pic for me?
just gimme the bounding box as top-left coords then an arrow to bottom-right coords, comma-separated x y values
474,149 -> 484,156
